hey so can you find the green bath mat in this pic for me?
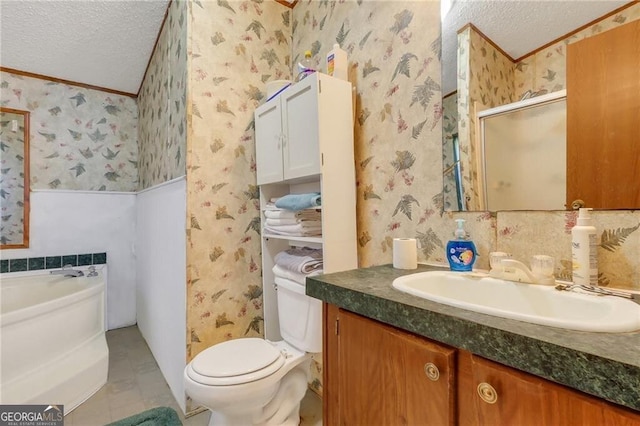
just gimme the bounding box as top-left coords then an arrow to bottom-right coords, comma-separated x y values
106,406 -> 182,426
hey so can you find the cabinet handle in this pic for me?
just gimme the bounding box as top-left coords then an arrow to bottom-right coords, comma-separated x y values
282,134 -> 287,148
571,199 -> 585,210
424,363 -> 440,381
477,382 -> 498,404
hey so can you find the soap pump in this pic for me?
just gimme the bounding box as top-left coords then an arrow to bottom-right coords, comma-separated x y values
446,219 -> 477,272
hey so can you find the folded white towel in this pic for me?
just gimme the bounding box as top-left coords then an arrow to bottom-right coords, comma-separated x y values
272,264 -> 323,285
267,220 -> 322,228
264,209 -> 321,220
264,225 -> 322,237
265,218 -> 299,226
264,218 -> 321,226
274,247 -> 323,273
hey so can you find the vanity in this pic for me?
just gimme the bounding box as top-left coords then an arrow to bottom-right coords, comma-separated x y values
306,264 -> 640,425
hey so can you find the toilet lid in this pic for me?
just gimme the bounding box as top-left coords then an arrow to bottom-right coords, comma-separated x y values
191,338 -> 283,380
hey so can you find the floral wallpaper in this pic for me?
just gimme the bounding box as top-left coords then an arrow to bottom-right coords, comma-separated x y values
0,71 -> 138,191
137,0 -> 187,190
441,92 -> 458,211
457,25 -> 515,211
293,0 -> 444,393
514,2 -> 640,100
185,0 -> 291,374
0,111 -> 26,245
294,1 -> 444,269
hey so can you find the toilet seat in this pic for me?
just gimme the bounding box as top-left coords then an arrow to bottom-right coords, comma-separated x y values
187,338 -> 285,386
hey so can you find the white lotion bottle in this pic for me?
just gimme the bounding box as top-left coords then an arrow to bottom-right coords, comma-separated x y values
571,208 -> 598,286
326,43 -> 348,80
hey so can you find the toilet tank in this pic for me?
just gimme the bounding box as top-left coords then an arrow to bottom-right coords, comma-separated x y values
274,277 -> 322,353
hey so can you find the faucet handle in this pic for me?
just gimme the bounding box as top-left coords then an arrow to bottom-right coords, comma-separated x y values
489,252 -> 511,270
531,255 -> 554,277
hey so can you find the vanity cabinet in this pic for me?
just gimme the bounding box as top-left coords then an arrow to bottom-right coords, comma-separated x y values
324,305 -> 456,426
323,305 -> 640,425
458,351 -> 640,426
254,73 -> 352,185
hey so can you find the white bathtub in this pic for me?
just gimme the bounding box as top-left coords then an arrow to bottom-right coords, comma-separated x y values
0,266 -> 108,413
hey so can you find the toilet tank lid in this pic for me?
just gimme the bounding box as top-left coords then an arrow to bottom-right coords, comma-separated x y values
191,338 -> 283,378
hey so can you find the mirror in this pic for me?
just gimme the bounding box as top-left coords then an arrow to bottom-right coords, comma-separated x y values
1,107 -> 30,248
441,2 -> 637,212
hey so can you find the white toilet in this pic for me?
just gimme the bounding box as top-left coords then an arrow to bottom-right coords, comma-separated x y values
184,276 -> 322,426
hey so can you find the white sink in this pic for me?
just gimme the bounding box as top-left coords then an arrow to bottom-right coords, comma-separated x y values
392,271 -> 640,333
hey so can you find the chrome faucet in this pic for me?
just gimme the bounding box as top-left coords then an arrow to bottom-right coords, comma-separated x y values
50,264 -> 84,278
489,253 -> 555,285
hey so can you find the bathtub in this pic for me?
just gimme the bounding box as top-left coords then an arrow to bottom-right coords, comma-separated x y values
0,266 -> 108,413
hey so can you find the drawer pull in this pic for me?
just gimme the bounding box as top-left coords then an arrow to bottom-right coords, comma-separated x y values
477,382 -> 498,404
424,363 -> 440,381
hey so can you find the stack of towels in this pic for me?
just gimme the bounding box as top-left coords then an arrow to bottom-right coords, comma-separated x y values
263,209 -> 322,236
272,247 -> 323,285
264,192 -> 322,236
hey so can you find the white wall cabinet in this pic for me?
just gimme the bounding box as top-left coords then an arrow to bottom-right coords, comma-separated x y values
254,73 -> 358,340
255,73 -> 347,185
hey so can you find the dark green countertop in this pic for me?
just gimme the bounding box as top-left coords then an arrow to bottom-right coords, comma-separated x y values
306,264 -> 640,412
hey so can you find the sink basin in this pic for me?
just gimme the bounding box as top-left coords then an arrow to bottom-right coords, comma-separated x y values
392,271 -> 640,333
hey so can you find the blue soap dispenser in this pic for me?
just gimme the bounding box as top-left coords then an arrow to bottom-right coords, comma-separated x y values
447,219 -> 477,272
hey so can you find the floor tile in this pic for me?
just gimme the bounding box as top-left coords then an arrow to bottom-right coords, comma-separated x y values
71,325 -> 324,425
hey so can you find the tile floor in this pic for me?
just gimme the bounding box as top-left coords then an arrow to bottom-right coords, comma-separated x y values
65,325 -> 322,425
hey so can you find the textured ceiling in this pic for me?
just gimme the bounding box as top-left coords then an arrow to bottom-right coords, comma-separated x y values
0,1 -> 630,96
0,0 -> 169,95
441,0 -> 630,95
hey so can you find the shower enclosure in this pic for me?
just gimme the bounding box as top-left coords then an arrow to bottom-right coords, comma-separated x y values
477,91 -> 567,211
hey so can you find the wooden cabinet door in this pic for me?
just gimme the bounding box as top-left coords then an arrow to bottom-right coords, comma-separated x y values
280,76 -> 321,181
458,351 -> 640,426
324,305 -> 455,426
459,351 -> 555,426
566,19 -> 640,209
254,98 -> 284,185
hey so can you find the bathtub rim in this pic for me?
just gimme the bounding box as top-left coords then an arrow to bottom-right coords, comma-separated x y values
1,264 -> 107,327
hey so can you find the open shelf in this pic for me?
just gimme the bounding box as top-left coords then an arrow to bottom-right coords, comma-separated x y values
262,234 -> 323,244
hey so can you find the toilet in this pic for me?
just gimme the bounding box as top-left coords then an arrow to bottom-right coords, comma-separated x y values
184,276 -> 322,426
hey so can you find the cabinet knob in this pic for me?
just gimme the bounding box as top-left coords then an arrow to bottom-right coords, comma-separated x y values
424,363 -> 440,381
571,199 -> 585,210
477,382 -> 498,404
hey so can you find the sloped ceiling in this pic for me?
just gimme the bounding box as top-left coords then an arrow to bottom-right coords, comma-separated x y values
0,0 -> 169,95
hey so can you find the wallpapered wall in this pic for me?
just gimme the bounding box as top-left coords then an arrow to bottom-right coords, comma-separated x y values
185,0 -> 291,369
457,25 -> 515,211
513,2 -> 640,100
0,72 -> 138,191
0,111 -> 26,245
294,1 -> 445,269
137,0 -> 187,190
441,93 -> 458,211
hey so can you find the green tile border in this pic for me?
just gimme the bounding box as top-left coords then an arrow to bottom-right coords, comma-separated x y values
0,252 -> 107,273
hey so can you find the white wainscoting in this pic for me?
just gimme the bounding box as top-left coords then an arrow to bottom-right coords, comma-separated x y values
2,190 -> 137,329
135,177 -> 187,413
